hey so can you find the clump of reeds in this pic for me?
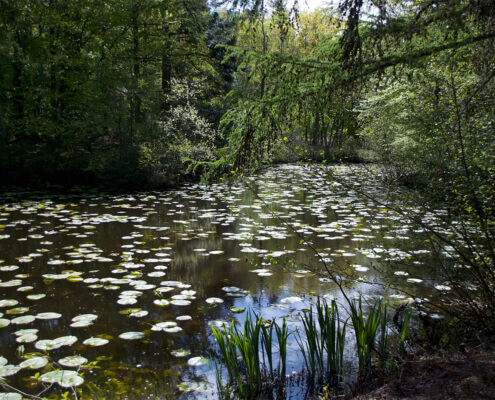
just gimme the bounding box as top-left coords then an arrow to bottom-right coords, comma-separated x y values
297,298 -> 346,390
208,297 -> 412,399
210,314 -> 290,399
350,296 -> 412,379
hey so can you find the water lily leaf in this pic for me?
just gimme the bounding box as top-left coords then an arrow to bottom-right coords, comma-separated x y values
14,328 -> 38,336
40,370 -> 84,387
20,356 -> 48,369
164,326 -> 183,333
0,392 -> 22,400
11,315 -> 35,324
83,337 -> 109,347
119,331 -> 145,340
0,300 -> 19,308
0,365 -> 21,377
230,307 -> 245,314
129,310 -> 148,318
170,299 -> 191,306
160,281 -> 182,287
148,271 -> 166,278
208,320 -> 229,329
155,287 -> 174,294
17,286 -> 34,292
27,294 -> 46,300
16,333 -> 37,343
70,320 -> 93,328
7,307 -> 29,315
154,299 -> 170,307
58,356 -> 88,367
36,312 -> 62,320
35,339 -> 58,351
176,315 -> 192,321
0,265 -> 18,272
171,349 -> 191,357
205,297 -> 223,304
187,357 -> 207,366
0,319 -> 10,328
72,314 -> 98,322
117,297 -> 138,305
280,296 -> 303,304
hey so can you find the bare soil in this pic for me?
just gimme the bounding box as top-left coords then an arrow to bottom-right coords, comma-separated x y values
353,346 -> 495,400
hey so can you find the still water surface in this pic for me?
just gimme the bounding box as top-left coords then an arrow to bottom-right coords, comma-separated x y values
0,165 -> 436,398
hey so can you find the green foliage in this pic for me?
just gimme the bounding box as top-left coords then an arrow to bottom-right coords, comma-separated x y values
139,78 -> 219,186
298,298 -> 346,389
350,297 -> 386,380
0,0 -> 230,187
210,314 -> 291,399
210,299 -> 412,398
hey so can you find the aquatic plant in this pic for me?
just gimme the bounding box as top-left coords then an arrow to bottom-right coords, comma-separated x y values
210,314 -> 292,399
298,298 -> 346,389
350,297 -> 387,379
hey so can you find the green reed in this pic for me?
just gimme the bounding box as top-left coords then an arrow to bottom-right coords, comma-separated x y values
210,314 -> 291,399
350,296 -> 386,379
210,298 -> 412,398
298,298 -> 347,388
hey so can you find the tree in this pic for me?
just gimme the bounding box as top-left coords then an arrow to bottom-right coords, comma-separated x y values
0,0 -> 222,186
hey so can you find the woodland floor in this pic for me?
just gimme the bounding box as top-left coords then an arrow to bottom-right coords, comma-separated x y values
352,345 -> 495,400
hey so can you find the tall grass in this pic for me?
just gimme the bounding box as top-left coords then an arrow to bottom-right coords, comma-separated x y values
297,298 -> 346,389
350,297 -> 412,379
209,298 -> 412,398
210,314 -> 290,399
350,297 -> 385,379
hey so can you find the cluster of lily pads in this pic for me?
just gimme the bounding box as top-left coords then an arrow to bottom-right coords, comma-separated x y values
0,165 -> 462,398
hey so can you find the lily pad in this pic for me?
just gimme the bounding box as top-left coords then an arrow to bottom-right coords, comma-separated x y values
0,365 -> 21,377
83,337 -> 109,347
16,333 -> 38,343
170,299 -> 191,306
72,314 -> 98,323
154,299 -> 170,307
171,349 -> 191,357
0,393 -> 22,400
36,312 -> 62,320
27,294 -> 46,300
58,356 -> 88,367
0,300 -> 18,308
40,370 -> 84,387
11,315 -> 35,325
280,296 -> 303,304
205,297 -> 224,304
0,319 -> 10,328
187,357 -> 207,366
119,331 -> 145,340
20,357 -> 48,369
129,310 -> 148,318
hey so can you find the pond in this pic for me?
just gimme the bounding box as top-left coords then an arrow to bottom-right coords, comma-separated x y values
0,164 -> 447,399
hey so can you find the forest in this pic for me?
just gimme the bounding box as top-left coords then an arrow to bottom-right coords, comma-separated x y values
0,0 -> 494,398
1,0 -> 494,191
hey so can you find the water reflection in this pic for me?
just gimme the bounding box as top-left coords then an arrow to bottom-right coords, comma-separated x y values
0,165 -> 436,398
